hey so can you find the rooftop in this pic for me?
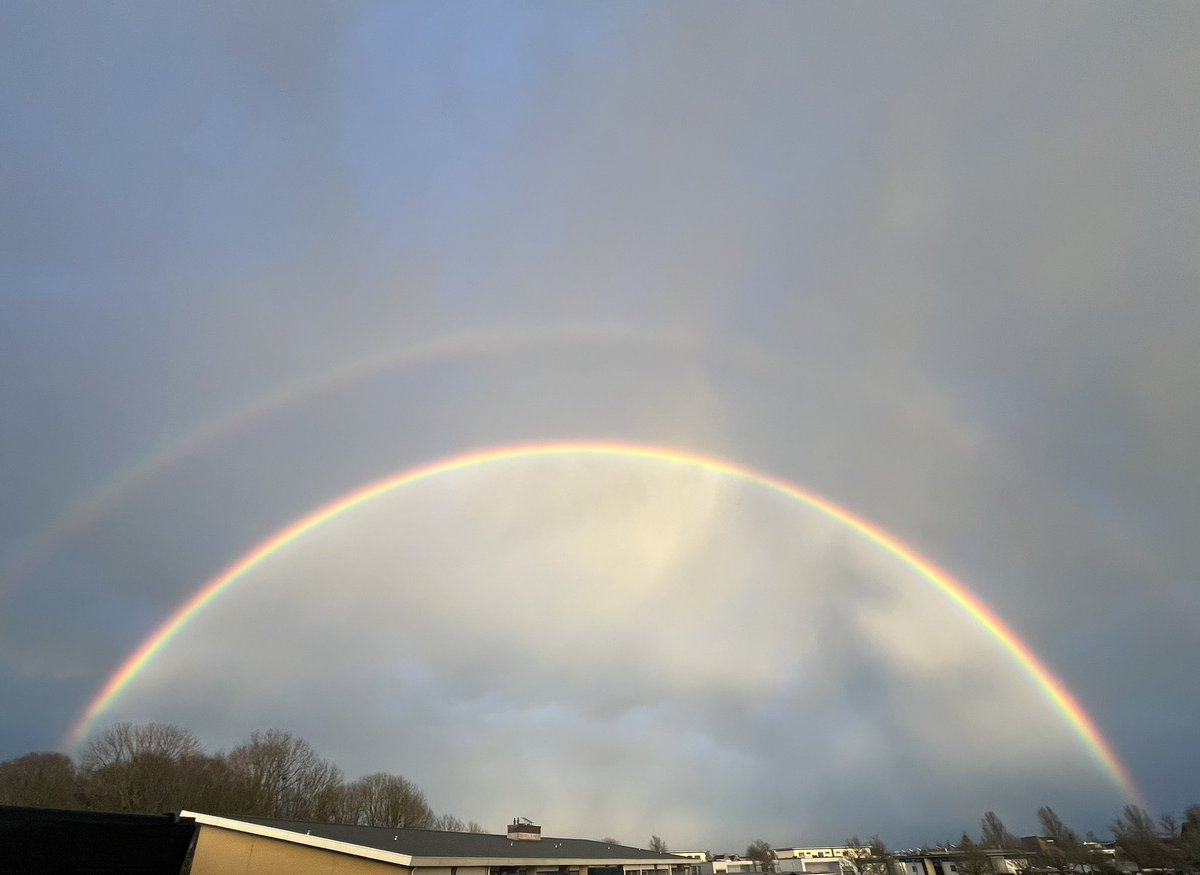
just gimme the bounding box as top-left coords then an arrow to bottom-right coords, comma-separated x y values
187,812 -> 686,864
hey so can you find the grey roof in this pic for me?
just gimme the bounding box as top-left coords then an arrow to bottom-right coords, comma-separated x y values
217,815 -> 685,863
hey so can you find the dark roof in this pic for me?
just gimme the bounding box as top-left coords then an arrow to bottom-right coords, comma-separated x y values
208,814 -> 683,862
0,805 -> 198,875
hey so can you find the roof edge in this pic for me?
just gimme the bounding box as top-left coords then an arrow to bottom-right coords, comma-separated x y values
409,857 -> 686,867
181,810 -> 414,866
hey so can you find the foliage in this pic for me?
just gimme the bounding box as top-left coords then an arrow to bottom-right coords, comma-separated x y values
77,722 -> 205,813
956,833 -> 993,875
429,813 -> 486,832
1180,806 -> 1200,873
1034,807 -> 1108,875
225,728 -> 343,820
980,811 -> 1019,849
342,771 -> 432,828
746,839 -> 776,872
0,752 -> 77,808
0,721 -> 485,833
845,835 -> 892,875
1112,805 -> 1168,871
1,725 -> 1198,875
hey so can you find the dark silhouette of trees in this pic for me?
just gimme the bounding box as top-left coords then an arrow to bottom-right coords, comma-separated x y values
1034,807 -> 1104,875
981,811 -> 1020,848
1180,806 -> 1200,873
845,836 -> 892,875
1,724 -> 1197,874
77,722 -> 204,813
225,729 -> 343,820
341,772 -> 433,828
746,839 -> 776,873
1112,805 -> 1169,872
0,752 -> 77,808
432,813 -> 467,832
956,834 -> 993,875
429,813 -> 486,833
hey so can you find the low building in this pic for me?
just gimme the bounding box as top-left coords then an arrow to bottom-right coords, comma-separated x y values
183,812 -> 692,875
0,804 -> 198,875
1017,837 -> 1134,875
894,848 -> 1031,875
702,855 -> 761,875
776,847 -> 859,875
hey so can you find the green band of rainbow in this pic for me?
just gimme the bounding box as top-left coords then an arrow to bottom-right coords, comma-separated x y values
62,440 -> 1144,804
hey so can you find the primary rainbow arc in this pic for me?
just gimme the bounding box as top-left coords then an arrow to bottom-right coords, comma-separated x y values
63,439 -> 1144,805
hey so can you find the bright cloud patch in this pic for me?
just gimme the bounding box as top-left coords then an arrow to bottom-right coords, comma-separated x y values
104,457 -> 1114,846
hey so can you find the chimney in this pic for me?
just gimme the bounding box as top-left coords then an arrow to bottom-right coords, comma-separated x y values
508,818 -> 542,841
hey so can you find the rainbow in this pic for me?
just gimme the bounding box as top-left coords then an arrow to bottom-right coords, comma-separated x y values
62,440 -> 1144,804
2,324 -> 774,602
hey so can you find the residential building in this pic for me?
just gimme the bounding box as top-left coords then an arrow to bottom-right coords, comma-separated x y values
776,847 -> 859,875
894,848 -> 1031,875
702,855 -> 761,875
183,812 -> 692,875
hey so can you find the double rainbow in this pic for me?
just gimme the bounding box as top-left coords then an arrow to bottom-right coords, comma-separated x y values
62,440 -> 1144,805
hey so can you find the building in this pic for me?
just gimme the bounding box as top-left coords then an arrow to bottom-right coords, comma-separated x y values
0,804 -> 198,875
776,847 -> 860,875
894,848 -> 1032,875
1017,837 -> 1133,875
701,855 -> 763,875
183,812 -> 693,875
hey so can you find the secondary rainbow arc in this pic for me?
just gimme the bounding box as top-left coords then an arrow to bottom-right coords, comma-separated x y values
63,440 -> 1145,805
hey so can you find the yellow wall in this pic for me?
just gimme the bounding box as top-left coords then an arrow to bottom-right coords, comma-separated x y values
190,825 -> 413,875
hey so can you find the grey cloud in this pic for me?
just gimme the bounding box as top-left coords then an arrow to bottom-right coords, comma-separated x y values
3,0 -> 1198,850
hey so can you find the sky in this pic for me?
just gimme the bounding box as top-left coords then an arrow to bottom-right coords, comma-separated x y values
2,0 -> 1199,853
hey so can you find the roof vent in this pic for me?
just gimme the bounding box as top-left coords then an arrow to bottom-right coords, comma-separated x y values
508,818 -> 541,841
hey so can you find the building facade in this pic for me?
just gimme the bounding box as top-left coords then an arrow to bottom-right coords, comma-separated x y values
183,812 -> 692,875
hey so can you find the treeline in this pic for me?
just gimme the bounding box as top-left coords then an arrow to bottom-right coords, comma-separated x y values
840,806 -> 1200,875
0,722 -> 485,831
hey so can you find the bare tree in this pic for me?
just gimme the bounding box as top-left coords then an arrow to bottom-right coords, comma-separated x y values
0,752 -> 77,808
1035,807 -> 1090,875
226,729 -> 343,820
77,722 -> 203,812
1179,805 -> 1200,874
340,772 -> 433,828
844,836 -> 892,875
79,722 -> 202,772
175,751 -> 243,814
650,836 -> 670,854
981,812 -> 1019,849
956,834 -> 993,875
1160,814 -> 1180,841
435,815 -> 487,833
1112,805 -> 1167,872
747,839 -> 776,873
432,812 -> 467,832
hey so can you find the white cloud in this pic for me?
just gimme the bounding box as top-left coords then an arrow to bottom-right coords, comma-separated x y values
106,458 -> 1117,845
